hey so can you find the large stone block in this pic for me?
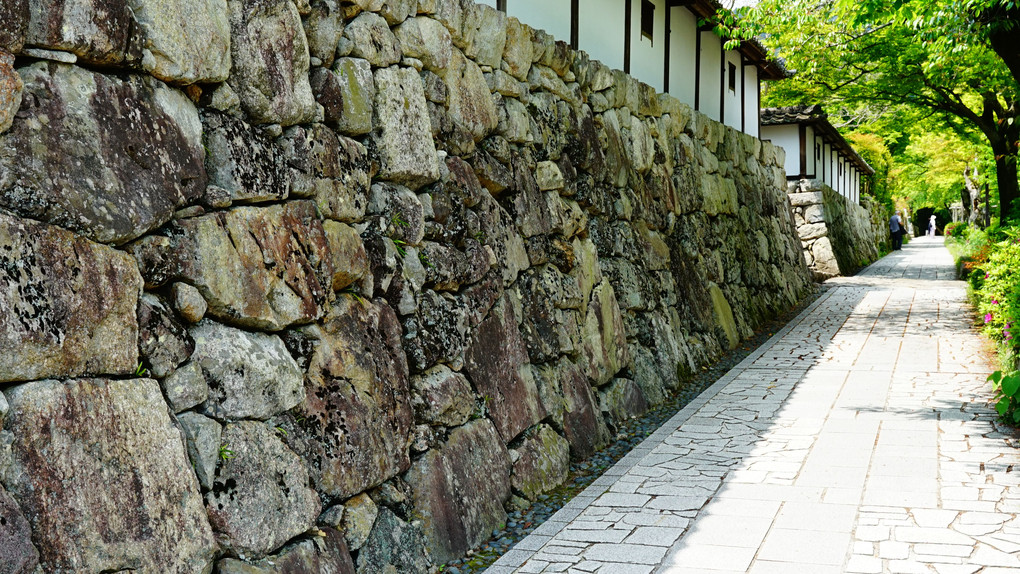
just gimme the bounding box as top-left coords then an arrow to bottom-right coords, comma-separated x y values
410,364 -> 475,427
393,16 -> 452,71
206,421 -> 321,560
226,0 -> 317,126
130,0 -> 232,84
463,296 -> 545,443
0,212 -> 141,383
372,66 -> 440,189
343,11 -> 402,68
280,123 -> 370,222
303,0 -> 343,67
460,0 -> 506,69
0,62 -> 206,244
24,0 -> 143,66
312,58 -> 375,136
137,293 -> 195,378
355,508 -> 431,574
502,17 -> 532,81
203,111 -> 290,205
1,378 -> 216,573
510,424 -> 569,501
405,418 -> 511,565
0,52 -> 21,135
280,298 -> 413,502
216,527 -> 355,574
190,321 -> 305,421
0,0 -> 27,53
581,280 -> 629,386
128,201 -> 339,331
0,485 -> 38,574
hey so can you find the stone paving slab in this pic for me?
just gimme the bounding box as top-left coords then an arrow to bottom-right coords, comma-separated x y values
486,237 -> 1020,573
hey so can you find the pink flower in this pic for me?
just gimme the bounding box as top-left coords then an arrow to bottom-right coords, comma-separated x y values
993,299 -> 1000,305
986,313 -> 994,323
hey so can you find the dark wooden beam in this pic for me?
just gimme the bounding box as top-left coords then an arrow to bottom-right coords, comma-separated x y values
497,0 -> 506,12
694,28 -> 701,111
740,56 -> 746,133
570,0 -> 579,49
624,0 -> 632,73
719,37 -> 725,125
798,124 -> 807,179
664,4 -> 671,92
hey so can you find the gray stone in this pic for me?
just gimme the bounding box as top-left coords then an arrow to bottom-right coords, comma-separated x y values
344,12 -> 402,67
24,0 -> 143,66
599,377 -> 648,422
128,201 -> 339,331
191,320 -> 305,421
441,48 -> 498,142
311,58 -> 375,136
401,289 -> 471,372
355,508 -> 431,574
216,527 -> 355,574
381,0 -> 418,24
0,211 -> 141,384
323,220 -> 372,292
708,283 -> 739,350
373,66 -> 440,189
131,0 -> 232,84
162,361 -> 210,412
531,359 -> 609,460
581,280 -> 629,386
177,411 -> 222,491
1,378 -> 216,573
0,484 -> 38,574
0,52 -> 21,135
460,0 -> 506,68
702,173 -> 738,216
463,295 -> 546,443
789,191 -> 824,207
369,181 -> 427,245
0,0 -> 27,53
502,16 -> 532,81
0,62 -> 206,244
280,123 -> 370,222
279,298 -> 413,502
206,420 -> 321,560
138,293 -> 195,378
341,493 -> 378,551
405,418 -> 510,565
393,16 -> 452,71
172,281 -> 208,323
227,0 -> 317,126
410,364 -> 475,427
303,0 -> 343,67
510,424 -> 570,501
203,112 -> 290,204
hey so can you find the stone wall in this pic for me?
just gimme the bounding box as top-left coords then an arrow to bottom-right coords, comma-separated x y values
788,179 -> 888,280
0,0 -> 812,572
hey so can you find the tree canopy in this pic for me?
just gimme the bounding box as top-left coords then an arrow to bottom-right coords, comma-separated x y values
717,0 -> 1020,221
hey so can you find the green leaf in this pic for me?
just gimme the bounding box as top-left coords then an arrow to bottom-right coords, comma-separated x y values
1002,372 -> 1020,397
996,396 -> 1011,415
1011,408 -> 1020,423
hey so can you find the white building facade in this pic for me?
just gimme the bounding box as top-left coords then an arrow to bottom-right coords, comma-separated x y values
474,0 -> 786,138
759,105 -> 873,204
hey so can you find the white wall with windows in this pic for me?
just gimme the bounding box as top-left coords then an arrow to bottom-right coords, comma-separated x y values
667,6 -> 697,107
579,0 -> 626,71
630,0 -> 667,92
742,65 -> 759,137
723,50 -> 743,131
698,31 -> 722,122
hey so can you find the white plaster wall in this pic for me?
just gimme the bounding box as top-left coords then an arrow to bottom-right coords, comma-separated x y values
508,0 -> 572,43
699,30 -> 722,121
668,6 -> 697,107
476,0 -> 498,7
805,126 -> 815,178
723,50 -> 742,131
742,65 -> 759,137
579,0 -> 626,71
761,124 -> 799,178
814,135 -> 824,181
630,0 -> 667,92
825,145 -> 834,189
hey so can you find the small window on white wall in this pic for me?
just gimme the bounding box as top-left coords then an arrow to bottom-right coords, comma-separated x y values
728,63 -> 736,92
641,0 -> 654,44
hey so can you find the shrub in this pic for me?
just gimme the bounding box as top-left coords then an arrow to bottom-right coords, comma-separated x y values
944,221 -> 967,237
990,370 -> 1020,424
974,228 -> 1020,367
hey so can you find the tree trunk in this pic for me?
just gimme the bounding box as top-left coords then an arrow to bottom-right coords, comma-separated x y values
992,141 -> 1019,222
963,163 -> 982,226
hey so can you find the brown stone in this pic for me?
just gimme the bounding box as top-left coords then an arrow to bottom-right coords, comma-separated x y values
0,485 -> 38,574
1,378 -> 216,573
405,419 -> 511,565
463,295 -> 546,443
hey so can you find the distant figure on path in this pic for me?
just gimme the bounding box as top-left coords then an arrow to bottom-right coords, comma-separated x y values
928,214 -> 936,236
889,212 -> 905,250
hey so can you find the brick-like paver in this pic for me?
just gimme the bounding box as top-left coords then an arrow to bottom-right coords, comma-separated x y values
486,237 -> 1020,573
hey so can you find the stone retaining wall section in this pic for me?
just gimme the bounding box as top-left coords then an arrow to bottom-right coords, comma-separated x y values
0,0 -> 813,571
788,179 -> 888,279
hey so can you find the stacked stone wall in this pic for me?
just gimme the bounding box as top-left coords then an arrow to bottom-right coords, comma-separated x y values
789,179 -> 888,279
0,0 -> 812,571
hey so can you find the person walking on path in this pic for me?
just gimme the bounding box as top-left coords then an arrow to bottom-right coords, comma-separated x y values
928,214 -> 937,236
889,211 -> 905,249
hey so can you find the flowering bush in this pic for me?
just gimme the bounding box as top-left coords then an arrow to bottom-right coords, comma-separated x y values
944,220 -> 968,238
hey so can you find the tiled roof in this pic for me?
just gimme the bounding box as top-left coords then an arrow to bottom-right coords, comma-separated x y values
761,105 -> 874,175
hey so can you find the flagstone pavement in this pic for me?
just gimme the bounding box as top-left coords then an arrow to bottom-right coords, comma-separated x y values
486,236 -> 1020,574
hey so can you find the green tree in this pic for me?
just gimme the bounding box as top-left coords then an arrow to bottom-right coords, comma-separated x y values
847,132 -> 893,207
716,0 -> 1020,220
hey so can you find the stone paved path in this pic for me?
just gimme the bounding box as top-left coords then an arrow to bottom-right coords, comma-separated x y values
487,236 -> 1020,574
